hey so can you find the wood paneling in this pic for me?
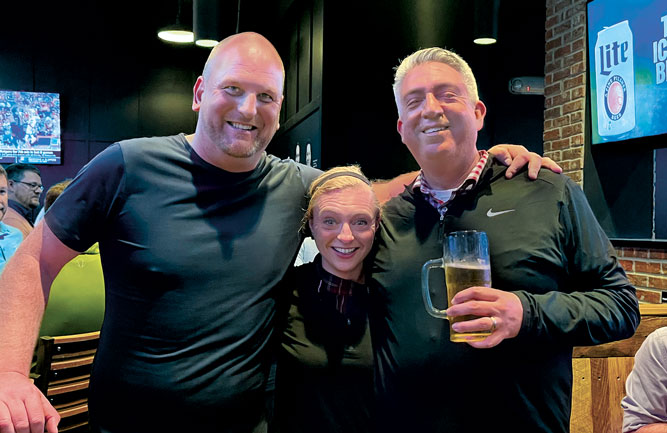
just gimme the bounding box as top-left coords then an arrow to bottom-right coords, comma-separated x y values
279,0 -> 322,128
297,5 -> 313,110
571,357 -> 634,433
573,316 -> 667,358
570,304 -> 667,433
273,0 -> 323,166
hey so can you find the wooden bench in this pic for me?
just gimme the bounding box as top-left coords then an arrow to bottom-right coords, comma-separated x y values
570,304 -> 667,433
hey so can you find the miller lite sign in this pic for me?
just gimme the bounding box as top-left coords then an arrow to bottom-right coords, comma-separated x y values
594,20 -> 636,139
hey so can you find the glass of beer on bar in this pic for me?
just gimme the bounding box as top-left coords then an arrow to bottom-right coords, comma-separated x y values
421,230 -> 492,342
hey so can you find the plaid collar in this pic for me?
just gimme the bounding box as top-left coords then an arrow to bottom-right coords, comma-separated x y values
413,150 -> 489,216
314,255 -> 369,314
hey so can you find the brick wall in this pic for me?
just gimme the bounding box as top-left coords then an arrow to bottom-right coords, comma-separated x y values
618,247 -> 667,303
544,0 -> 667,302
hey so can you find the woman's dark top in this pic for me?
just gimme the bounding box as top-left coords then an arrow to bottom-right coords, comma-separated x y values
275,255 -> 374,433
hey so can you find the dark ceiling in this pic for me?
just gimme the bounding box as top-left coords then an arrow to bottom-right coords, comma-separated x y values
4,0 -> 547,101
148,0 -> 550,167
1,0 -> 549,175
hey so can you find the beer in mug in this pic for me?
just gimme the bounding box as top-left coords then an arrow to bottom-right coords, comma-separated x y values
422,230 -> 492,342
445,263 -> 492,342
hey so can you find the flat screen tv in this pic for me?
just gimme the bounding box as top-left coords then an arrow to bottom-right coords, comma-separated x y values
0,90 -> 61,164
587,0 -> 667,145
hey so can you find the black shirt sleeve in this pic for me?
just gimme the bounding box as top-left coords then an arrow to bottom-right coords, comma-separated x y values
45,143 -> 127,252
515,178 -> 640,346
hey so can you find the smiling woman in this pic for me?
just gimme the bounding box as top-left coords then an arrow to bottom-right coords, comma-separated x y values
275,166 -> 380,433
306,168 -> 379,281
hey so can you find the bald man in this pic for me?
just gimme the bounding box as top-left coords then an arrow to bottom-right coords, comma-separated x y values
0,33 -> 555,433
0,32 -> 321,433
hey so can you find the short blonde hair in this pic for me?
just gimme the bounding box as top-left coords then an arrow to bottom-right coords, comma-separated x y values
302,165 -> 380,233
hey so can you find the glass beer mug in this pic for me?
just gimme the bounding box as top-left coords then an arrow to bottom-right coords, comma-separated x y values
421,230 -> 492,342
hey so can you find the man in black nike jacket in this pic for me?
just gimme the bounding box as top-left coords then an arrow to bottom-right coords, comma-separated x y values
370,47 -> 640,433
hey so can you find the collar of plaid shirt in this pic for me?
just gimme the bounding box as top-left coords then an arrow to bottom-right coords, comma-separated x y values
314,254 -> 370,314
413,150 -> 489,216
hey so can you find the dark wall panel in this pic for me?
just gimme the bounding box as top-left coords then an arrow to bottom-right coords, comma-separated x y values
586,139 -> 655,239
273,0 -> 323,168
0,48 -> 33,91
277,0 -> 321,126
138,68 -> 198,138
35,60 -> 90,143
654,148 -> 667,239
31,1 -> 93,143
285,29 -> 299,120
297,6 -> 313,110
1,0 -> 204,204
90,66 -> 141,142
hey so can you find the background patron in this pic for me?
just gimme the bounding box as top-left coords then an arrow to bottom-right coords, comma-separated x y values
5,163 -> 43,238
0,166 -> 23,274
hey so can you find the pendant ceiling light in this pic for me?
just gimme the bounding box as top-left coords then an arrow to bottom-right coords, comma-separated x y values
194,0 -> 240,48
158,0 -> 194,44
473,0 -> 500,45
194,0 -> 220,47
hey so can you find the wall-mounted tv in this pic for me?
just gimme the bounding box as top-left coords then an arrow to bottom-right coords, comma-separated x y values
587,0 -> 667,145
0,90 -> 61,164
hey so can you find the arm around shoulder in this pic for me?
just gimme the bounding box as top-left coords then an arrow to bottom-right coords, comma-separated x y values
371,171 -> 419,204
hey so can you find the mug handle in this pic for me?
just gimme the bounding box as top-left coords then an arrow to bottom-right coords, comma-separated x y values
422,258 -> 448,319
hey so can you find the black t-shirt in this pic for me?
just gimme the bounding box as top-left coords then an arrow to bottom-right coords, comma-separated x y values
45,134 -> 321,432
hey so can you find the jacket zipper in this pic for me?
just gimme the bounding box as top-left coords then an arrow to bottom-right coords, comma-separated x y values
438,212 -> 445,241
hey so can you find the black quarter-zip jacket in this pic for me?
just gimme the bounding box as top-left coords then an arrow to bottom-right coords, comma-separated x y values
370,159 -> 640,433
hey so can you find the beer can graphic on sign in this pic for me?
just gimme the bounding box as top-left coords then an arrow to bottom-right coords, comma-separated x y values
594,20 -> 636,139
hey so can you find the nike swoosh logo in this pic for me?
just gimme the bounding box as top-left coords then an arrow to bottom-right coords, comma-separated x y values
487,208 -> 516,217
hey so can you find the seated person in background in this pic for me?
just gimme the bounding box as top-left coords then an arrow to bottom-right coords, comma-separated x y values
0,165 -> 23,273
38,179 -> 105,337
276,166 -> 379,433
622,326 -> 667,433
5,163 -> 43,238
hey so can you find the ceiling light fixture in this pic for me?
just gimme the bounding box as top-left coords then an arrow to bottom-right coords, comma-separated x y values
194,0 -> 241,49
473,0 -> 500,45
158,0 -> 194,44
194,0 -> 220,47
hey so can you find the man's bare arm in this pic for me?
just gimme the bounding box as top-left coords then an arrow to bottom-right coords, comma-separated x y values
632,424 -> 667,433
372,171 -> 419,205
0,221 -> 80,433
